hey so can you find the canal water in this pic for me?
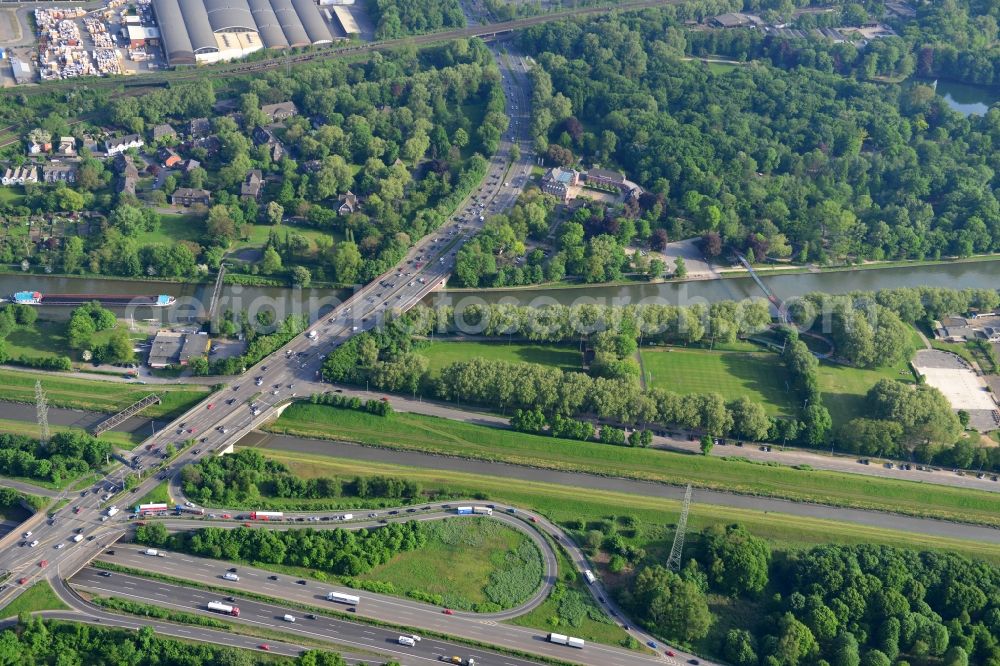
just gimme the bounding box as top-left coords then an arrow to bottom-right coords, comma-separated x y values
4,259 -> 1000,321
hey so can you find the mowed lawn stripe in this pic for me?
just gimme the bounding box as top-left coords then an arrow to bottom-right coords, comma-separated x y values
639,348 -> 794,415
267,404 -> 1000,527
416,340 -> 583,375
256,449 -> 1000,564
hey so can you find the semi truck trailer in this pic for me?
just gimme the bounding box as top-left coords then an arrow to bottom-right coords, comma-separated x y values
207,601 -> 240,617
548,633 -> 585,648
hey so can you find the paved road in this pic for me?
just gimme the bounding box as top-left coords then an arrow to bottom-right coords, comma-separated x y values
253,434 -> 1000,544
71,568 -> 534,666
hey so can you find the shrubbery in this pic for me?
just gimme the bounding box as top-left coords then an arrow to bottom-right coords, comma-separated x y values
0,431 -> 113,483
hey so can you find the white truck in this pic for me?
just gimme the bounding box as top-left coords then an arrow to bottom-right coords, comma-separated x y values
283,614 -> 296,623
223,572 -> 240,582
143,548 -> 163,557
106,506 -> 119,517
72,534 -> 84,543
548,633 -> 585,649
584,569 -> 596,584
307,330 -> 318,340
327,591 -> 360,605
397,636 -> 415,647
472,506 -> 492,516
340,514 -> 353,521
207,601 -> 240,617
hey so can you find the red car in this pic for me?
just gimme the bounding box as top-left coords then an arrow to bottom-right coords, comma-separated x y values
443,609 -> 454,615
243,522 -> 252,527
530,516 -> 538,523
18,578 -> 27,585
187,428 -> 195,434
667,651 -> 675,657
38,560 -> 47,568
206,404 -> 214,410
73,506 -> 81,514
258,644 -> 270,651
222,514 -> 231,519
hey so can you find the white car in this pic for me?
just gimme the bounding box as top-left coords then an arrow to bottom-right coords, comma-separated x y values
22,531 -> 31,539
54,543 -> 64,549
29,540 -> 39,547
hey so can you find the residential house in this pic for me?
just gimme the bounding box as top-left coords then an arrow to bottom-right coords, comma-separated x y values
114,154 -> 139,196
252,126 -> 284,161
2,165 -> 38,185
105,133 -> 144,156
240,169 -> 263,201
27,140 -> 51,155
81,135 -> 99,153
337,190 -> 359,215
151,123 -> 177,142
261,101 -> 298,122
182,158 -> 201,173
189,117 -> 211,137
159,147 -> 182,168
171,187 -> 211,207
56,136 -> 77,157
41,164 -> 77,184
541,166 -> 579,202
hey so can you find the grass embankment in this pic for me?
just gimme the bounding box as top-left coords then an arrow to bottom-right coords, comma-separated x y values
256,449 -> 1000,564
0,368 -> 210,419
417,340 -> 583,375
266,404 -> 1000,528
356,517 -> 543,611
135,480 -> 172,506
0,416 -> 136,449
0,580 -> 69,617
639,348 -> 795,415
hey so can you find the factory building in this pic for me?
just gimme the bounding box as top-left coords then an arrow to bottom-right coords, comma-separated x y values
152,0 -> 333,66
332,6 -> 359,36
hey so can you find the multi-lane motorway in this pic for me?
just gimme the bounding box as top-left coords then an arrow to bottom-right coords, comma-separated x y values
0,42 -> 683,666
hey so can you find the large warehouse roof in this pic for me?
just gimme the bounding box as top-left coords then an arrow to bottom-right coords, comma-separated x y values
153,0 -> 331,64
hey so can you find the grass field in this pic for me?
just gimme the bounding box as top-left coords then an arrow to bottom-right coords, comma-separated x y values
136,480 -> 171,506
357,517 -> 541,611
816,360 -> 916,425
266,404 -> 1000,527
4,321 -> 120,361
0,580 -> 69,618
0,416 -> 136,450
256,449 -> 1000,564
0,368 -> 210,419
141,213 -> 205,246
639,348 -> 795,415
417,340 -> 583,375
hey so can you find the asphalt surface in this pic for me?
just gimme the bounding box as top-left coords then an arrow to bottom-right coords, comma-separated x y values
71,568 -> 521,666
254,435 -> 1000,544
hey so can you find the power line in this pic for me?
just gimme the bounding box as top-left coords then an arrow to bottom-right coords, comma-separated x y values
666,483 -> 692,572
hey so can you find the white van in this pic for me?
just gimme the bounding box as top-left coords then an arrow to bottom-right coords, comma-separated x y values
283,614 -> 296,623
397,636 -> 415,647
223,572 -> 240,581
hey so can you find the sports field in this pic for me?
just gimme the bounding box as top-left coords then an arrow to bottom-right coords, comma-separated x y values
639,348 -> 794,415
417,340 -> 582,375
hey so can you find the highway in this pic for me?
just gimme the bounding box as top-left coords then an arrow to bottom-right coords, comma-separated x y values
0,41 -> 685,666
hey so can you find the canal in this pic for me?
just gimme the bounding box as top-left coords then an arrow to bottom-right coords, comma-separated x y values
4,259 -> 1000,320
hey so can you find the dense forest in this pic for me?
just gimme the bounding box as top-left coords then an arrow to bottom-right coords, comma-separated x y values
619,526 -> 1000,666
0,617 -> 357,665
518,12 -> 1000,264
369,0 -> 465,39
687,0 -> 1000,87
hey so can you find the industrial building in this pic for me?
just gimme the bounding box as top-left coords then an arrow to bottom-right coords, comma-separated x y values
147,331 -> 210,368
332,6 -> 359,36
152,0 -> 333,66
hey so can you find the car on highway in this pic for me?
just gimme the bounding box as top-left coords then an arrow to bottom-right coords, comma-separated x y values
29,540 -> 38,547
268,575 -> 278,581
296,579 -> 306,585
443,609 -> 454,615
305,613 -> 316,620
666,650 -> 676,657
647,641 -> 658,649
258,644 -> 270,651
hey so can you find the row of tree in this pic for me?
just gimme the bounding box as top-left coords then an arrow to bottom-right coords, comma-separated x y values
137,520 -> 428,577
181,449 -> 420,508
0,616 -> 355,665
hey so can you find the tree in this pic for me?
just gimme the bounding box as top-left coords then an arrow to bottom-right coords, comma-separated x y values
291,266 -> 311,287
700,434 -> 714,456
330,241 -> 362,284
103,327 -> 135,364
266,201 -> 284,225
629,565 -> 712,642
724,629 -> 758,666
703,523 -> 770,596
729,396 -> 772,441
206,205 -> 237,244
262,247 -> 283,274
67,312 -> 96,350
769,613 -> 819,665
674,256 -> 687,278
62,236 -> 85,274
831,632 -> 861,666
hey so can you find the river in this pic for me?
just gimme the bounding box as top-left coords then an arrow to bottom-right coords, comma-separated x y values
5,259 -> 1000,321
935,80 -> 1000,117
